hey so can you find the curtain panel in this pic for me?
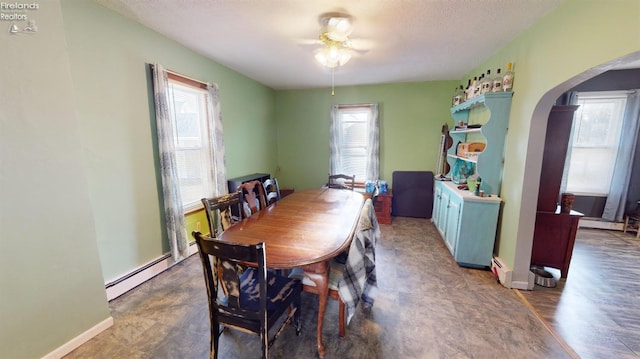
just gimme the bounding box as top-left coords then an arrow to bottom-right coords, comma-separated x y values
603,90 -> 640,221
206,83 -> 228,197
366,103 -> 380,182
151,63 -> 189,262
206,83 -> 230,235
329,105 -> 341,176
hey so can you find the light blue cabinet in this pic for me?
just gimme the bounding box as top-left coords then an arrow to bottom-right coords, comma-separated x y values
433,181 -> 500,268
433,92 -> 512,268
433,184 -> 459,252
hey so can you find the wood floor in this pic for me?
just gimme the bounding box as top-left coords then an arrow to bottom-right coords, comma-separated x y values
518,227 -> 640,359
62,218 -> 639,358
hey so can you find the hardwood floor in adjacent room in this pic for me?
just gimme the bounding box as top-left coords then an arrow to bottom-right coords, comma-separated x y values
517,227 -> 640,359
65,217 -> 580,359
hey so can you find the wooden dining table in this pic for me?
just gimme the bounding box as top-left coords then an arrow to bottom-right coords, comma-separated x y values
216,188 -> 364,358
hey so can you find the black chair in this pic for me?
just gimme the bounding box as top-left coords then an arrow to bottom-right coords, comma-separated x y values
327,174 -> 355,190
201,192 -> 242,237
193,231 -> 302,359
262,178 -> 281,205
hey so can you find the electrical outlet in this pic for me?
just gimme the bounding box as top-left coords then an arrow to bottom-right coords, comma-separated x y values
196,221 -> 201,231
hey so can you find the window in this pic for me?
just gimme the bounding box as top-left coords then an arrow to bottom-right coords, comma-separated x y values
330,104 -> 379,182
565,91 -> 627,196
167,77 -> 214,212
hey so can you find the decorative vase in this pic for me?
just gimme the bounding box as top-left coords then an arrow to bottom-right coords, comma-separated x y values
560,193 -> 575,213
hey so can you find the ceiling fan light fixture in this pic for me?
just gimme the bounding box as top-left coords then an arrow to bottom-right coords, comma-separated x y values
323,16 -> 352,42
314,12 -> 357,94
314,46 -> 351,68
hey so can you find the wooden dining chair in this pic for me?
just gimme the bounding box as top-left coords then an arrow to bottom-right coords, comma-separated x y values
201,192 -> 242,237
238,180 -> 267,218
327,173 -> 355,190
193,231 -> 302,359
290,199 -> 378,338
262,178 -> 281,205
289,261 -> 349,337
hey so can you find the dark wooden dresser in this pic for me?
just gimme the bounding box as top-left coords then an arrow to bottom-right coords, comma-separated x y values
364,191 -> 392,225
531,207 -> 583,278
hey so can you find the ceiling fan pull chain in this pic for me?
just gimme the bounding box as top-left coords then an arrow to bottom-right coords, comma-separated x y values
331,67 -> 335,96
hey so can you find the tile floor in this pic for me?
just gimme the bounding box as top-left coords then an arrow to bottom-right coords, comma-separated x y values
64,217 -> 585,358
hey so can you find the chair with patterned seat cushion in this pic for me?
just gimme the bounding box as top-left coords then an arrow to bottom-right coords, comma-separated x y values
193,231 -> 302,359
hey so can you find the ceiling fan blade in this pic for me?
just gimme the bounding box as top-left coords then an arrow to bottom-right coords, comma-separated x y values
297,38 -> 323,46
346,38 -> 375,51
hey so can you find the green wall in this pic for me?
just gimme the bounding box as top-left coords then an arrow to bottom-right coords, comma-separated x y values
460,0 -> 640,284
61,0 -> 277,282
3,0 -> 639,357
0,2 -> 110,358
275,82 -> 456,190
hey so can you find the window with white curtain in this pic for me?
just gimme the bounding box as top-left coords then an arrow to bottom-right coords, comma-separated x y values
565,91 -> 628,196
167,79 -> 214,212
331,104 -> 378,182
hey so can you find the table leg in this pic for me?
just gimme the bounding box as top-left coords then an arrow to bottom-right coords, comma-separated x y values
301,261 -> 329,358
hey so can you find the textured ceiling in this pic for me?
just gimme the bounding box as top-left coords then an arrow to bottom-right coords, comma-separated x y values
97,0 -> 566,90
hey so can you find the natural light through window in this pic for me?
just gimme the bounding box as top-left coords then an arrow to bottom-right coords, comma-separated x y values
565,91 -> 627,196
168,80 -> 213,211
335,106 -> 371,181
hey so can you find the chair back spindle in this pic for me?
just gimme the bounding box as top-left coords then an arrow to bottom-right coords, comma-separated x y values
201,192 -> 242,237
263,178 -> 281,205
327,174 -> 356,191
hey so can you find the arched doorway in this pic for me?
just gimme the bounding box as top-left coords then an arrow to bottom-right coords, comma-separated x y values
514,51 -> 640,288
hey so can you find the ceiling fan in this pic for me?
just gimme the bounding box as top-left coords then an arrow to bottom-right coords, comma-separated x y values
302,12 -> 372,69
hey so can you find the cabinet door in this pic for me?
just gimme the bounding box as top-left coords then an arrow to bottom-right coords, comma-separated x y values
455,200 -> 500,267
439,190 -> 451,238
433,185 -> 443,231
444,197 -> 461,255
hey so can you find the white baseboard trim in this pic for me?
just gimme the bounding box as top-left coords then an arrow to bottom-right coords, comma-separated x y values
578,218 -> 624,231
43,244 -> 200,359
42,316 -> 114,359
512,276 -> 535,290
105,243 -> 199,301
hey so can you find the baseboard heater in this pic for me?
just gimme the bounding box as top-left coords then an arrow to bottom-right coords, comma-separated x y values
105,254 -> 171,290
105,242 -> 198,300
491,256 -> 513,288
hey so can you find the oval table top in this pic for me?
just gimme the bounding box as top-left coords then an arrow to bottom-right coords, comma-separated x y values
217,188 -> 364,268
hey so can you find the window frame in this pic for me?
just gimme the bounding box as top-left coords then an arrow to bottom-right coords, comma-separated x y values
331,104 -> 378,184
564,91 -> 628,196
166,73 -> 214,213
